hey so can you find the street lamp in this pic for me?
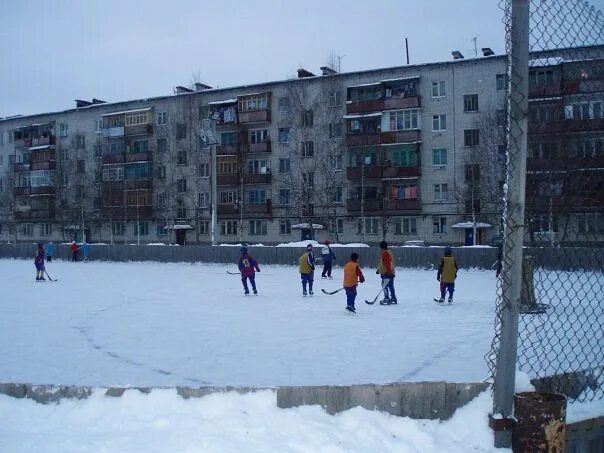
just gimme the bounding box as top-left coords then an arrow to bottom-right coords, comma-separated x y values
201,113 -> 219,246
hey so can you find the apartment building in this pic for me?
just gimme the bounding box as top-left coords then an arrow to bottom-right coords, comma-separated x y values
0,46 -> 601,246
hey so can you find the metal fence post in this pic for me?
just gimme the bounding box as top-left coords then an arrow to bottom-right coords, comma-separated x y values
492,0 -> 530,448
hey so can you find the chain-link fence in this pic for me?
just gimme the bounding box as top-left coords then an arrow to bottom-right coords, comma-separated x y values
488,0 -> 604,440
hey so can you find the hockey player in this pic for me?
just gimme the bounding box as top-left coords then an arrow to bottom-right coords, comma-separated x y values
238,245 -> 260,295
437,246 -> 459,304
320,240 -> 336,279
343,252 -> 365,313
298,243 -> 316,296
70,241 -> 79,262
34,243 -> 45,281
45,241 -> 54,263
377,241 -> 397,305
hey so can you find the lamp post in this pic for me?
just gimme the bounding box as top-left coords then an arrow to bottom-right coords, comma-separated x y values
202,114 -> 219,246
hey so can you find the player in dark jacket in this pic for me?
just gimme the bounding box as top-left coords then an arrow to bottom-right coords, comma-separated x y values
34,243 -> 46,281
238,245 -> 260,295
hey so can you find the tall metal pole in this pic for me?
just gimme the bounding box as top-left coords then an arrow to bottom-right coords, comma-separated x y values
492,0 -> 529,448
211,141 -> 217,246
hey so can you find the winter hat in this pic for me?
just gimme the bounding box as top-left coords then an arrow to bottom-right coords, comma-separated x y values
350,252 -> 359,261
324,240 -> 330,245
240,245 -> 248,254
306,243 -> 313,250
444,246 -> 452,256
37,243 -> 43,248
379,240 -> 388,249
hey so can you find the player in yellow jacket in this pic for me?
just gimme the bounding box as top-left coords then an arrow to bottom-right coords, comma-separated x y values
436,246 -> 459,304
298,243 -> 316,296
343,252 -> 365,313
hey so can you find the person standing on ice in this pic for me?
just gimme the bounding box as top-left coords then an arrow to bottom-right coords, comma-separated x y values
70,241 -> 79,262
320,240 -> 336,279
44,241 -> 54,263
298,243 -> 316,296
34,243 -> 46,281
238,245 -> 260,295
376,241 -> 397,305
81,242 -> 90,262
437,246 -> 459,304
343,252 -> 365,313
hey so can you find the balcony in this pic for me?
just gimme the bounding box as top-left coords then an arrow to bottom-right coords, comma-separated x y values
125,152 -> 151,162
30,186 -> 55,196
14,163 -> 31,172
243,173 -> 271,184
242,141 -> 272,154
216,145 -> 239,155
125,124 -> 153,136
30,161 -> 56,171
346,133 -> 381,147
14,138 -> 32,148
217,203 -> 240,215
103,154 -> 125,164
346,198 -> 383,212
383,198 -> 421,212
123,179 -> 152,190
31,136 -> 55,146
14,187 -> 31,196
217,173 -> 240,186
103,205 -> 153,218
529,85 -> 562,98
381,165 -> 421,178
102,127 -> 125,138
15,208 -> 55,220
529,118 -> 604,135
243,201 -> 272,215
380,130 -> 421,144
238,110 -> 271,124
346,166 -> 382,180
346,96 -> 421,114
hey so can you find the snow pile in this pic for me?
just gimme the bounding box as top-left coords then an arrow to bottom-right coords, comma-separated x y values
0,389 -> 505,452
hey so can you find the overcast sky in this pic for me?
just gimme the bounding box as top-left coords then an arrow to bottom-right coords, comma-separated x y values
1,0 -> 602,117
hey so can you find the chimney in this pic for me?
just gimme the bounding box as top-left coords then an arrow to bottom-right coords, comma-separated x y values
452,50 -> 464,60
194,82 -> 212,91
481,47 -> 494,57
75,99 -> 92,108
320,66 -> 337,76
175,86 -> 194,94
297,68 -> 316,78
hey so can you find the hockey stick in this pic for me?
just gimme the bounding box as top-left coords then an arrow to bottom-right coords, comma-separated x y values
321,287 -> 344,295
226,271 -> 240,275
365,280 -> 389,305
44,269 -> 57,282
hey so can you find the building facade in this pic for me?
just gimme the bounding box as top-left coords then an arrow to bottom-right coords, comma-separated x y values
0,46 -> 601,245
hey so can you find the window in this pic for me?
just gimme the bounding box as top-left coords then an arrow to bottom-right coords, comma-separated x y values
157,222 -> 168,236
94,143 -> 102,157
248,159 -> 269,174
330,219 -> 344,235
177,178 -> 187,193
396,217 -> 417,235
432,148 -> 447,166
278,158 -> 290,173
125,111 -> 148,126
279,188 -> 290,205
392,147 -> 417,167
102,164 -> 125,181
465,198 -> 481,214
218,159 -> 238,174
434,183 -> 448,201
464,129 -> 479,147
496,109 -> 507,126
433,217 -> 447,234
239,94 -> 269,112
177,206 -> 187,219
197,163 -> 209,177
432,114 -> 446,131
431,81 -> 446,97
112,221 -> 125,236
134,221 -> 149,236
249,129 -> 269,144
302,110 -> 314,127
465,164 -> 480,183
357,218 -> 379,235
156,138 -> 167,153
301,141 -> 314,157
386,109 -> 420,131
177,150 -> 187,165
278,97 -> 290,112
576,213 -> 604,233
279,219 -> 291,235
76,134 -> 85,148
463,94 -> 479,112
278,128 -> 290,144
22,223 -> 34,235
302,172 -> 314,189
125,162 -> 151,179
248,190 -> 266,203
155,193 -> 167,208
496,73 -> 509,91
220,220 -> 238,236
157,111 -> 167,125
176,123 -> 187,140
220,191 -> 237,203
331,154 -> 343,170
95,119 -> 102,133
329,187 -> 343,203
77,159 -> 85,173
198,192 -> 209,207
156,165 -> 166,180
40,223 -> 52,236
59,123 -> 68,137
131,140 -> 148,153
328,90 -> 342,107
531,215 -> 559,233
199,221 -> 209,235
328,122 -> 343,138
529,69 -> 554,87
249,219 -> 267,236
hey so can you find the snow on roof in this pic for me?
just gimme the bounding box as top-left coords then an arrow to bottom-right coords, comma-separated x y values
529,57 -> 564,67
380,141 -> 422,146
343,112 -> 382,119
381,76 -> 420,83
29,145 -> 52,151
528,96 -> 563,102
290,223 -> 325,230
102,107 -> 152,117
207,99 -> 238,105
164,224 -> 194,230
451,222 -> 493,229
347,81 -> 382,89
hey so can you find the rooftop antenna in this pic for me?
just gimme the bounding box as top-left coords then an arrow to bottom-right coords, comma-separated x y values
472,34 -> 479,57
404,37 -> 409,64
337,55 -> 346,72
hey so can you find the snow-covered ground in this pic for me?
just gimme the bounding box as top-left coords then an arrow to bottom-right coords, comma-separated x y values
0,258 -> 600,452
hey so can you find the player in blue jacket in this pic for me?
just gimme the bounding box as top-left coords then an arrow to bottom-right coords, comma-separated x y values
238,245 -> 260,295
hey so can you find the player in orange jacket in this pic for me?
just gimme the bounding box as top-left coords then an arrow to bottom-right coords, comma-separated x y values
343,252 -> 365,313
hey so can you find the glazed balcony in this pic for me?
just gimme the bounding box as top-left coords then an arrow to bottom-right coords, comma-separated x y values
346,96 -> 421,114
346,198 -> 383,212
217,173 -> 240,186
380,130 -> 421,144
243,173 -> 271,184
238,110 -> 271,124
346,133 -> 381,147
